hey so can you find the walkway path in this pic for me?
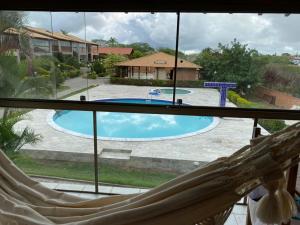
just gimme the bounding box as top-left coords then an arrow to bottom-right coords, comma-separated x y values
57,77 -> 109,98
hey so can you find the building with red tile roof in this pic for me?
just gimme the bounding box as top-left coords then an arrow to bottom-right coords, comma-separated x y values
116,52 -> 201,81
98,47 -> 134,57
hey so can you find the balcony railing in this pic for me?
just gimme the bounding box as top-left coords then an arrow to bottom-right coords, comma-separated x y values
1,97 -> 300,195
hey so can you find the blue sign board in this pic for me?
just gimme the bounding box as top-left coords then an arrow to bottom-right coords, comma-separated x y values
204,82 -> 237,107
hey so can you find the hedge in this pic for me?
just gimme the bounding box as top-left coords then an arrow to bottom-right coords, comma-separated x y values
67,69 -> 80,78
258,119 -> 286,133
87,71 -> 97,79
110,77 -> 205,88
227,90 -> 286,133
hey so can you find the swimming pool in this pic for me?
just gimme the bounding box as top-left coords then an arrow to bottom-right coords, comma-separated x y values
159,88 -> 191,94
49,98 -> 218,141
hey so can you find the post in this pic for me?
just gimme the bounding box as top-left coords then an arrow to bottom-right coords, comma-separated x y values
138,66 -> 140,79
93,111 -> 99,193
172,12 -> 180,104
146,67 -> 148,79
245,117 -> 260,225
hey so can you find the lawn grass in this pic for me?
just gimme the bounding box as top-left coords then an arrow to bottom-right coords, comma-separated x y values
13,154 -> 177,188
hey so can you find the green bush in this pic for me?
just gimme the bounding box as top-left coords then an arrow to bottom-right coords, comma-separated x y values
258,119 -> 286,133
67,69 -> 80,78
35,67 -> 49,76
55,70 -> 66,86
87,71 -> 97,79
97,72 -> 107,77
110,77 -> 205,88
227,90 -> 287,134
0,113 -> 41,157
227,90 -> 240,104
59,63 -> 76,71
33,56 -> 58,71
236,96 -> 252,107
91,59 -> 105,75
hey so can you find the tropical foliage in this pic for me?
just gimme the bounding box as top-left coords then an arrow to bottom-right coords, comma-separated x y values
103,54 -> 128,75
0,11 -> 43,156
0,113 -> 41,157
194,39 -> 262,94
158,47 -> 187,59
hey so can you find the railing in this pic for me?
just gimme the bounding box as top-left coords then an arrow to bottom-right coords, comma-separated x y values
1,97 -> 300,195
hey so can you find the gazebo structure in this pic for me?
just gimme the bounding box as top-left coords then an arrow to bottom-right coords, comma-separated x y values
115,52 -> 201,81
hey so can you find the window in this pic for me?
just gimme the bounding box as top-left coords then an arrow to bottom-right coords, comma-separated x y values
31,38 -> 50,53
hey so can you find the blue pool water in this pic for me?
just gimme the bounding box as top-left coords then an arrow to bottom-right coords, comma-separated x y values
51,98 -> 217,141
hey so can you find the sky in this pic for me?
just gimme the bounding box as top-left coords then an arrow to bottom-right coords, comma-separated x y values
26,12 -> 300,55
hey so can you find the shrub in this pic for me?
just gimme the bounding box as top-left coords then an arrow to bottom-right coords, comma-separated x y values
33,56 -> 58,71
54,70 -> 66,86
258,119 -> 286,133
226,90 -> 287,134
35,67 -> 49,76
236,96 -> 252,107
87,71 -> 97,79
0,113 -> 41,157
67,69 -> 80,78
59,63 -> 76,71
110,77 -> 205,88
227,90 -> 240,104
91,59 -> 105,75
97,72 -> 107,77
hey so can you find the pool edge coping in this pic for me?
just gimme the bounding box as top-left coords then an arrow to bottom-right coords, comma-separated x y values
47,109 -> 220,142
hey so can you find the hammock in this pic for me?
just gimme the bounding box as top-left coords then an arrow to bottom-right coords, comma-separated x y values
1,123 -> 300,225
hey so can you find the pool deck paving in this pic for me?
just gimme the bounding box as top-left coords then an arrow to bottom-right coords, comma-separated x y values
17,84 -> 268,169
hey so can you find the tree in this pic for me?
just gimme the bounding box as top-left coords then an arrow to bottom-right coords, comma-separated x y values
131,50 -> 144,59
103,54 -> 128,75
107,37 -> 119,47
0,12 -> 43,157
0,113 -> 41,157
0,11 -> 24,54
91,59 -> 105,75
127,42 -> 155,54
60,29 -> 68,35
157,47 -> 187,59
195,40 -> 261,94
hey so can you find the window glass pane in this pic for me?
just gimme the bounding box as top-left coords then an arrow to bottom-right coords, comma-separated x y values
175,13 -> 300,134
177,13 -> 300,112
84,12 -> 177,103
1,10 -> 298,196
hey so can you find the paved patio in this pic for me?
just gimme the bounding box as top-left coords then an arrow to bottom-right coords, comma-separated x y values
17,84 -> 267,172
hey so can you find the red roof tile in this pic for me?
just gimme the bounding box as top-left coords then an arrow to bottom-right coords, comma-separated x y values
98,47 -> 133,55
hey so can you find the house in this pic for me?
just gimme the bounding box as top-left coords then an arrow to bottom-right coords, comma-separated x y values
2,27 -> 56,60
25,26 -> 99,62
98,47 -> 134,58
3,26 -> 99,62
115,52 -> 201,80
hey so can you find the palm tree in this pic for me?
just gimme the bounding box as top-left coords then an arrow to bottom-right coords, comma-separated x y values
107,37 -> 119,47
0,11 -> 43,155
0,11 -> 24,54
0,113 -> 41,157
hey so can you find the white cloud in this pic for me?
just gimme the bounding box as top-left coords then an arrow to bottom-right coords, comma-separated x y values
25,12 -> 300,54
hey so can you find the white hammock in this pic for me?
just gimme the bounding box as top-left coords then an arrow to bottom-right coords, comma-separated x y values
1,123 -> 300,225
